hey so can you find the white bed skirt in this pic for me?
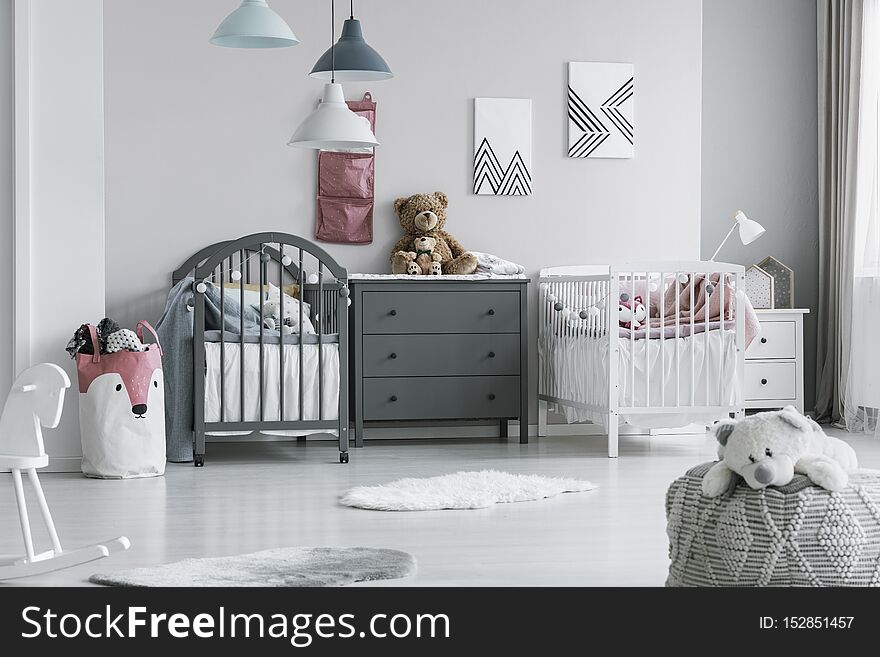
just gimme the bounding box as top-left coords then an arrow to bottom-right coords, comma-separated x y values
540,330 -> 740,429
204,342 -> 339,436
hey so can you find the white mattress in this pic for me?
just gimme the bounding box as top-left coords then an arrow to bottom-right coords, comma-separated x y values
540,329 -> 739,428
204,342 -> 339,436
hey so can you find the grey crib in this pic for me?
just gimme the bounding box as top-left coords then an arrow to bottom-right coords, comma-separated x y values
172,232 -> 350,466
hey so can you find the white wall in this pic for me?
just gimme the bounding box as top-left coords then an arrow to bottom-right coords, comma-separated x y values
0,0 -> 11,409
16,0 -> 105,467
103,0 -> 703,415
701,0 -> 818,410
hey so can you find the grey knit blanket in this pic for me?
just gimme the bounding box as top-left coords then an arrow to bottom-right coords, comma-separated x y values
666,463 -> 880,587
155,278 -> 264,462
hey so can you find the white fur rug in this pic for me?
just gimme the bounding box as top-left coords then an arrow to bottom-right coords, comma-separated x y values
340,470 -> 597,511
89,547 -> 416,587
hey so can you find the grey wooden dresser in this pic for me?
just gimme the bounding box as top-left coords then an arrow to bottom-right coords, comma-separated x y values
350,277 -> 529,445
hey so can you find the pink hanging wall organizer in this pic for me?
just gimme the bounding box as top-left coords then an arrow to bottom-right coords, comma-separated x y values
315,92 -> 376,244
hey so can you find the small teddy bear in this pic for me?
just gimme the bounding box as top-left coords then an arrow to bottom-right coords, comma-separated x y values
618,293 -> 647,330
701,406 -> 859,497
395,235 -> 443,276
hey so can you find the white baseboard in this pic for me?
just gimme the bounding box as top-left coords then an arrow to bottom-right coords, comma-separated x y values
1,424 -> 708,474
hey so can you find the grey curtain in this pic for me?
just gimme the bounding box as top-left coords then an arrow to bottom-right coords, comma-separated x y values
815,0 -> 865,422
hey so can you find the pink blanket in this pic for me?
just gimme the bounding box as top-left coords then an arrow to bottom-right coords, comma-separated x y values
636,272 -> 758,347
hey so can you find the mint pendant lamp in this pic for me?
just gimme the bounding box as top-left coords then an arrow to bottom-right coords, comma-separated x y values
288,0 -> 379,150
210,0 -> 299,49
310,0 -> 393,81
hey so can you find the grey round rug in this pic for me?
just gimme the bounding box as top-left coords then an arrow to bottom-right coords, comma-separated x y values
89,547 -> 416,587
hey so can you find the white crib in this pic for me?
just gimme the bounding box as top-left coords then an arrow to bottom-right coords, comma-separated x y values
537,262 -> 746,457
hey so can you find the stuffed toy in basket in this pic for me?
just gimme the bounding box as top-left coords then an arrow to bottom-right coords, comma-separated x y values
75,321 -> 166,478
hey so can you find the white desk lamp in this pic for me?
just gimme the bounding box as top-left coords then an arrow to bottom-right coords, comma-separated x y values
710,210 -> 766,261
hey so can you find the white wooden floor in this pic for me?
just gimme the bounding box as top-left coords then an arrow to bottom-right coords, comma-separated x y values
2,428 -> 878,587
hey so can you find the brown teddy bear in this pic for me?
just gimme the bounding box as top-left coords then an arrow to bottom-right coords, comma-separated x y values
396,235 -> 443,275
390,191 -> 478,275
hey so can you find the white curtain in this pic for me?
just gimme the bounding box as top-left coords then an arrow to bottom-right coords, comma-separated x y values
843,0 -> 880,437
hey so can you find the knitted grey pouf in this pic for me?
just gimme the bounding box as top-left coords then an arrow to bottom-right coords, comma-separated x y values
666,463 -> 880,587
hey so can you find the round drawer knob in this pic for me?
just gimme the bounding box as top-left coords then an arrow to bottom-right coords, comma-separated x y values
389,309 -> 397,316
389,353 -> 397,359
488,393 -> 496,401
761,378 -> 768,385
760,337 -> 767,344
390,395 -> 398,402
488,351 -> 496,358
488,309 -> 496,315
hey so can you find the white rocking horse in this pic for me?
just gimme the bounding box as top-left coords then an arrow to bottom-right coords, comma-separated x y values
0,363 -> 129,580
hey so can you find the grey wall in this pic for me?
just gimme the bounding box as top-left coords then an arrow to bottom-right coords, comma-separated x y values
0,0 -> 12,408
103,0 -> 704,419
702,0 -> 819,411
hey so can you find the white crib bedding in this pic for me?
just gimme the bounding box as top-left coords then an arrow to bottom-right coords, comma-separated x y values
204,342 -> 339,436
540,329 -> 739,429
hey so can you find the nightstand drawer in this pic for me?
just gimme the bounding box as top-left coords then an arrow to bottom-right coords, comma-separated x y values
746,321 -> 796,360
362,376 -> 520,420
361,291 -> 520,334
362,334 -> 520,377
744,362 -> 796,400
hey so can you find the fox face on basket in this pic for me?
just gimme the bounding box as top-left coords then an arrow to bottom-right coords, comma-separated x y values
78,355 -> 164,420
74,321 -> 166,479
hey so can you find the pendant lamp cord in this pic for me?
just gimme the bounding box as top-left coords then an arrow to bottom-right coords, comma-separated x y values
330,0 -> 336,84
350,0 -> 354,19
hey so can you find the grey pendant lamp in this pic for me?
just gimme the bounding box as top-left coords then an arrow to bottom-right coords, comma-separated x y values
288,0 -> 379,150
310,0 -> 392,81
210,0 -> 299,49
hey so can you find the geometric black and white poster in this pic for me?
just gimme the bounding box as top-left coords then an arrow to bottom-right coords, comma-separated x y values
474,97 -> 532,195
568,62 -> 634,158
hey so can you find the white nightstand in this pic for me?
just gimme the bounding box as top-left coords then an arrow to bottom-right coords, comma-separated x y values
745,309 -> 809,413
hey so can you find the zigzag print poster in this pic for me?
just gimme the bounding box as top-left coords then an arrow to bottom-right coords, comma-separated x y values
474,98 -> 532,195
568,62 -> 634,158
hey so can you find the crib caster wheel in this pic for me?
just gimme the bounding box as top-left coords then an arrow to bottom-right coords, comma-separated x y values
194,455 -> 204,467
340,452 -> 349,464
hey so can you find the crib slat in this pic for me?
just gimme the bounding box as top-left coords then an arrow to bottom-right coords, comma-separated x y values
630,275 -> 635,408
240,249 -> 246,422
690,272 -> 695,407
719,271 -> 725,405
736,272 -> 745,417
645,272 -> 650,408
279,246 -> 285,422
220,260 -> 226,423
259,244 -> 265,422
318,262 -> 324,421
675,272 -> 681,407
660,272 -> 665,408
705,271 -> 710,407
299,248 -> 305,422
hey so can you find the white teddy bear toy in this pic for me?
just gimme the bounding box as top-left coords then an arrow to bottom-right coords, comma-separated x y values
701,405 -> 858,497
260,284 -> 298,335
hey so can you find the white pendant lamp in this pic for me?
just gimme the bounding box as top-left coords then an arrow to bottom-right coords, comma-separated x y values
210,0 -> 299,49
287,0 -> 379,150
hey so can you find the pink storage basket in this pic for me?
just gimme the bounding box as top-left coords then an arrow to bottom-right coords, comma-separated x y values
315,92 -> 377,244
76,321 -> 166,479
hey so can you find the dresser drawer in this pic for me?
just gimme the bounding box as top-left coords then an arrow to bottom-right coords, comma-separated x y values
362,334 -> 519,377
746,321 -> 796,360
362,376 -> 520,420
744,362 -> 796,400
361,291 -> 520,334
